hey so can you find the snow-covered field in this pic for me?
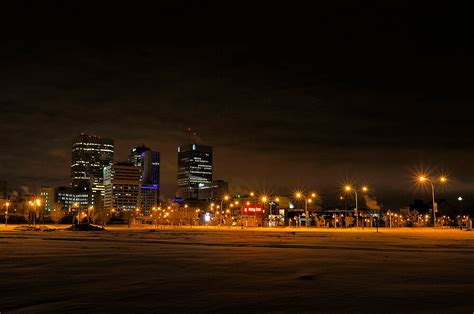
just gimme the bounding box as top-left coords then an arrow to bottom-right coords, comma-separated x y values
0,225 -> 473,313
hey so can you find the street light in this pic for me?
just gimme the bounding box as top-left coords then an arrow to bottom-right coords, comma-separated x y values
344,185 -> 368,228
417,175 -> 447,228
5,201 -> 10,227
458,196 -> 463,230
295,191 -> 316,228
34,198 -> 42,226
220,195 -> 230,217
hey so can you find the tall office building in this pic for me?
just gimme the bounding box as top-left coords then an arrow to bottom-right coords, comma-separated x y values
176,144 -> 213,199
103,162 -> 141,211
71,133 -> 114,196
129,145 -> 160,213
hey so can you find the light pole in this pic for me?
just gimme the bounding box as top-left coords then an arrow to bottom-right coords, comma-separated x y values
88,206 -> 94,224
73,202 -> 80,225
220,195 -> 229,219
5,201 -> 10,227
295,192 -> 316,228
35,198 -> 42,226
418,176 -> 447,228
344,186 -> 368,228
458,196 -> 463,230
260,196 -> 268,227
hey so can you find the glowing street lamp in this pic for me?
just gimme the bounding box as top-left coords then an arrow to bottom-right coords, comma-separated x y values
5,201 -> 10,227
220,195 -> 230,217
344,185 -> 368,228
417,175 -> 448,228
294,191 -> 316,228
458,196 -> 463,230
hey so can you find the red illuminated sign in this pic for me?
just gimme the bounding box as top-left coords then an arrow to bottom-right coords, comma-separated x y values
242,205 -> 263,215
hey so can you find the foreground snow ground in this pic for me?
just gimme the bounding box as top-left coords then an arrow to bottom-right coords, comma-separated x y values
0,226 -> 473,313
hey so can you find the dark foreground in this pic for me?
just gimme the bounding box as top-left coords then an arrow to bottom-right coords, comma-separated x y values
0,227 -> 473,313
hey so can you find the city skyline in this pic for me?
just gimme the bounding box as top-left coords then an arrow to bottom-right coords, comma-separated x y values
1,4 -> 473,208
0,131 -> 465,210
1,5 -> 473,313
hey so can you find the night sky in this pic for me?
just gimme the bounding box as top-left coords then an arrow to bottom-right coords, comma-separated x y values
1,4 -> 473,208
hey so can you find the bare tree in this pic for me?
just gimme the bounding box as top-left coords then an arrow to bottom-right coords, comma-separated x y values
317,216 -> 326,228
23,204 -> 38,226
50,203 -> 65,225
92,207 -> 111,227
345,215 -> 355,228
407,209 -> 420,227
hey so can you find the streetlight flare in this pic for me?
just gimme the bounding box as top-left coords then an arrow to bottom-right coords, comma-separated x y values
344,185 -> 352,192
418,176 -> 427,182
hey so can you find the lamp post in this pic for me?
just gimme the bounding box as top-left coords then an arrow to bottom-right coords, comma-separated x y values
295,192 -> 316,228
5,201 -> 10,227
418,176 -> 447,228
72,202 -> 80,225
35,198 -> 42,226
458,196 -> 463,230
260,196 -> 268,227
220,195 -> 229,218
344,186 -> 368,228
88,206 -> 94,224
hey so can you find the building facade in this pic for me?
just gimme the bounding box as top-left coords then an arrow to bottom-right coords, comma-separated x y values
176,144 -> 213,200
39,186 -> 55,212
55,186 -> 91,211
198,180 -> 229,200
103,162 -> 141,212
129,145 -> 160,213
71,133 -> 114,196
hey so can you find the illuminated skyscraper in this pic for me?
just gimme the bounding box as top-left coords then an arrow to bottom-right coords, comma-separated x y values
129,145 -> 160,213
71,133 -> 114,196
103,162 -> 141,211
176,144 -> 213,199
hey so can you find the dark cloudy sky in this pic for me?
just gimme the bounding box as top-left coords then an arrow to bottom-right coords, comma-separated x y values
1,4 -> 473,208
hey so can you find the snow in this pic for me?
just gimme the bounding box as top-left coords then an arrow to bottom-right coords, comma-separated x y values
0,225 -> 473,313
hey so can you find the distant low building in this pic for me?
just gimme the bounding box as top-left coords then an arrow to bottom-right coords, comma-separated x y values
40,186 -> 55,212
198,180 -> 229,200
55,186 -> 91,211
